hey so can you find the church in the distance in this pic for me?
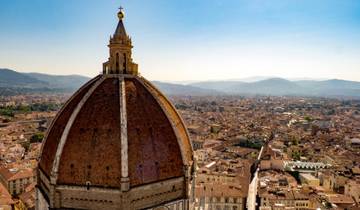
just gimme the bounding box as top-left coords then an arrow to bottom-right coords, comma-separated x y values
36,7 -> 194,210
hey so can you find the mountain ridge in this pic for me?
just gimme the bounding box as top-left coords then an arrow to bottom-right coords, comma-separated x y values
1,68 -> 360,98
190,78 -> 360,98
0,68 -> 90,94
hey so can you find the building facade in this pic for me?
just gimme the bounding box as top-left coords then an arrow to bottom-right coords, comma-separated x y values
194,183 -> 246,210
0,167 -> 35,196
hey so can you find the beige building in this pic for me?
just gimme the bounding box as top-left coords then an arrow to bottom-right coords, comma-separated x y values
196,170 -> 240,184
330,173 -> 349,192
194,161 -> 249,210
36,7 -> 194,210
318,171 -> 334,191
299,174 -> 319,187
344,179 -> 360,204
259,190 -> 311,210
260,191 -> 296,210
293,191 -> 310,210
0,167 -> 35,196
325,194 -> 355,209
14,183 -> 36,210
194,183 -> 246,210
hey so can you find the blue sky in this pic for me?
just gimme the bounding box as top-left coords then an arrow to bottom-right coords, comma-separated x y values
0,0 -> 359,81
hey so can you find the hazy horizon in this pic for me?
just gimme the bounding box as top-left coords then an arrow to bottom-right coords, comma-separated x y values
2,68 -> 355,83
1,0 -> 359,82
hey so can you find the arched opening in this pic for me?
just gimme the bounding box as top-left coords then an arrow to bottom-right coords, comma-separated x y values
86,181 -> 91,190
116,52 -> 120,73
123,53 -> 127,73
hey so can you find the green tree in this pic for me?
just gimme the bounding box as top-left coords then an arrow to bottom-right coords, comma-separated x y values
21,141 -> 31,152
291,136 -> 299,146
0,108 -> 14,117
17,105 -> 31,113
30,132 -> 45,143
304,116 -> 313,122
292,150 -> 301,161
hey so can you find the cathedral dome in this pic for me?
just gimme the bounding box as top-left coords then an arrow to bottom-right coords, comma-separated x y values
38,75 -> 193,209
39,75 -> 193,187
37,8 -> 193,210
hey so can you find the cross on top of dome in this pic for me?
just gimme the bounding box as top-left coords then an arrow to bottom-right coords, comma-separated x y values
118,6 -> 125,19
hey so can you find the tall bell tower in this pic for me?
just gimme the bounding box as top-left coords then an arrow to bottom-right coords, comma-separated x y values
103,7 -> 138,75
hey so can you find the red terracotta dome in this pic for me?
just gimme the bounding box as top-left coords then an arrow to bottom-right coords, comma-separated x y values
39,75 -> 193,188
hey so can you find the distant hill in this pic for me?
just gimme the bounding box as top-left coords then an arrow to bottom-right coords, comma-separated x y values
190,78 -> 360,98
0,68 -> 90,95
191,81 -> 246,92
1,68 -> 360,98
152,81 -> 222,96
234,78 -> 301,95
25,72 -> 90,90
192,78 -> 302,95
0,69 -> 48,88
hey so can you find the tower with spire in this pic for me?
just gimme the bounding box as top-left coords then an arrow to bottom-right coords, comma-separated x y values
103,7 -> 138,75
36,6 -> 194,210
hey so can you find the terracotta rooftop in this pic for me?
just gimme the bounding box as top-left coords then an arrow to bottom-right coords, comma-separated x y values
326,194 -> 355,204
19,183 -> 35,208
195,183 -> 247,198
0,167 -> 34,182
0,182 -> 13,206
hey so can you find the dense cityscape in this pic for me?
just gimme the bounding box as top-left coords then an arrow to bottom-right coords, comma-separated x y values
0,93 -> 359,209
1,1 -> 360,209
